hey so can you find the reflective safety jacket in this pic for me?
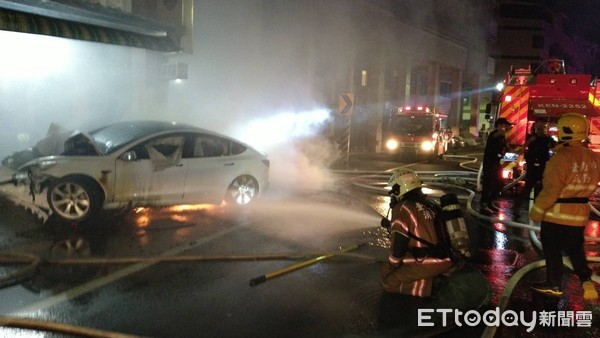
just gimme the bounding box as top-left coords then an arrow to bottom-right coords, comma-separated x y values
530,142 -> 600,226
382,198 -> 452,297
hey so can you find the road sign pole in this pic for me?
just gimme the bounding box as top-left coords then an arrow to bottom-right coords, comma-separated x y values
337,93 -> 354,167
345,114 -> 351,166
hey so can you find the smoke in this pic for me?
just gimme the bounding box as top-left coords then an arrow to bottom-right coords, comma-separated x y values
0,1 -> 352,197
246,199 -> 381,248
0,30 -> 137,159
230,108 -> 339,194
162,0 -> 360,194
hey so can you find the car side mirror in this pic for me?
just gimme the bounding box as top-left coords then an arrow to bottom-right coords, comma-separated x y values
121,151 -> 138,161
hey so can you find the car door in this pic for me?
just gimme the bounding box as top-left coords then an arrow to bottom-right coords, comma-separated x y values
113,134 -> 188,206
181,133 -> 238,204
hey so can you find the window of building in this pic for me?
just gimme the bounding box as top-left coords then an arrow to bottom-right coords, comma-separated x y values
412,74 -> 427,96
385,68 -> 397,90
440,81 -> 452,98
532,35 -> 544,49
462,83 -> 471,105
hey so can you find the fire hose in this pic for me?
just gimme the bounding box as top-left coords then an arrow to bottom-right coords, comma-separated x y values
249,243 -> 365,286
0,316 -> 140,338
0,243 -> 378,290
0,244 -> 379,335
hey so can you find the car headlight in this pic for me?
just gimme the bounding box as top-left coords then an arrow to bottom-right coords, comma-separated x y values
12,172 -> 29,183
386,139 -> 398,150
421,141 -> 434,151
37,160 -> 57,171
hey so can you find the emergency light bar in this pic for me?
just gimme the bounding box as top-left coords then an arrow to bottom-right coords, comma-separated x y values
396,105 -> 432,113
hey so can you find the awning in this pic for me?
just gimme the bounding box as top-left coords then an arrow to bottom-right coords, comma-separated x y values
0,7 -> 181,53
529,98 -> 599,118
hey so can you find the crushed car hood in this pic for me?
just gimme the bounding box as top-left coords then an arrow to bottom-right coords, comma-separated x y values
62,131 -> 103,156
1,123 -> 103,170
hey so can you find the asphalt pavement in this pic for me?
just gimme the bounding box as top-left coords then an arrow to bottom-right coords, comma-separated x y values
341,146 -> 600,337
2,145 -> 600,337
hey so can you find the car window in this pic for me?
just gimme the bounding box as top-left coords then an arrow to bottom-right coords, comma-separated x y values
184,135 -> 230,158
150,136 -> 182,156
127,135 -> 184,160
231,142 -> 247,155
146,136 -> 184,159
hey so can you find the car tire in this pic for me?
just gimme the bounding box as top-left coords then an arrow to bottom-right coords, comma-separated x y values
47,176 -> 102,222
225,175 -> 259,206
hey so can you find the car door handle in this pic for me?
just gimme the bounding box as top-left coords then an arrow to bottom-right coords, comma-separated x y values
176,163 -> 184,167
224,162 -> 235,166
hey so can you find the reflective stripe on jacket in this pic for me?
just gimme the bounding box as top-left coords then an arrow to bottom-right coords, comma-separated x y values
388,199 -> 443,264
530,142 -> 600,226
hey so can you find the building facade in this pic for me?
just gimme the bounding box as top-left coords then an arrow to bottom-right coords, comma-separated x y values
3,0 -> 596,157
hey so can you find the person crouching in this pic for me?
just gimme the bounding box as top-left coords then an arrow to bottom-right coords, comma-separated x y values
381,168 -> 453,297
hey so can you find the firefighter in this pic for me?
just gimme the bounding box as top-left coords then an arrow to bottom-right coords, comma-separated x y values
546,58 -> 564,74
529,113 -> 600,300
380,168 -> 453,297
512,119 -> 556,216
479,117 -> 513,214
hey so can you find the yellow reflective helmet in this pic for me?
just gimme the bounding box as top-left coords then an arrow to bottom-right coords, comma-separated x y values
387,168 -> 422,198
557,113 -> 589,142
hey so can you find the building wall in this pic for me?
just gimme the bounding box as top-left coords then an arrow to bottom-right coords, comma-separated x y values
493,0 -> 599,81
161,0 -> 495,153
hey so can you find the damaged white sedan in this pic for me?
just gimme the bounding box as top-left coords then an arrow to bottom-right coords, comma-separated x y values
3,121 -> 270,222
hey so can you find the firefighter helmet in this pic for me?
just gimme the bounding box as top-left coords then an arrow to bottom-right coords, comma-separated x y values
388,168 -> 422,198
557,113 -> 589,142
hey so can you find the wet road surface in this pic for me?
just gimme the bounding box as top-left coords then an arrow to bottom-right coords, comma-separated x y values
0,148 -> 599,337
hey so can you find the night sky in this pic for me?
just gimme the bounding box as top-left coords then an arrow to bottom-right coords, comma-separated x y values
550,0 -> 600,45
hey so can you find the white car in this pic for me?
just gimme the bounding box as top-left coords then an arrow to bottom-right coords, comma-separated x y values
7,121 -> 270,222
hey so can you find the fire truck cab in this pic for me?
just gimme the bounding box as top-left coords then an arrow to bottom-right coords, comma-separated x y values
492,59 -> 600,180
384,105 -> 451,159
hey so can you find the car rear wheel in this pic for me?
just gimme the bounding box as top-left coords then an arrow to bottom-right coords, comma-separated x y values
47,177 -> 101,222
225,175 -> 258,206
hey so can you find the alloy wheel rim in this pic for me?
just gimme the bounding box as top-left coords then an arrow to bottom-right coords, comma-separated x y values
50,182 -> 91,219
231,176 -> 256,205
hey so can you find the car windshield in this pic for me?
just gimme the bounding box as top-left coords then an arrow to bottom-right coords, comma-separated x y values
390,115 -> 434,136
89,122 -> 187,155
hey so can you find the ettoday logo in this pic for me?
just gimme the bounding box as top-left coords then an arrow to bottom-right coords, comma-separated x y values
418,308 -> 593,332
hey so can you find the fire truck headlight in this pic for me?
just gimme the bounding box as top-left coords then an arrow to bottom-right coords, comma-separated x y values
421,141 -> 434,151
386,139 -> 399,150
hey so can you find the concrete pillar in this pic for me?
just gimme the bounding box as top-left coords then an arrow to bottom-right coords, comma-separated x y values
373,54 -> 386,152
427,62 -> 440,108
469,76 -> 481,136
451,69 -> 463,129
399,59 -> 412,104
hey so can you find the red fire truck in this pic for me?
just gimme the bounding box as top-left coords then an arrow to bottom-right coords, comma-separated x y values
384,105 -> 451,159
491,59 -> 600,180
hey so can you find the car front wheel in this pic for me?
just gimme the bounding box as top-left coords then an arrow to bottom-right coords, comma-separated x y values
47,177 -> 102,222
225,175 -> 258,206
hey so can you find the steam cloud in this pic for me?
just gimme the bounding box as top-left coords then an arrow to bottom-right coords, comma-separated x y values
0,1 -> 356,193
